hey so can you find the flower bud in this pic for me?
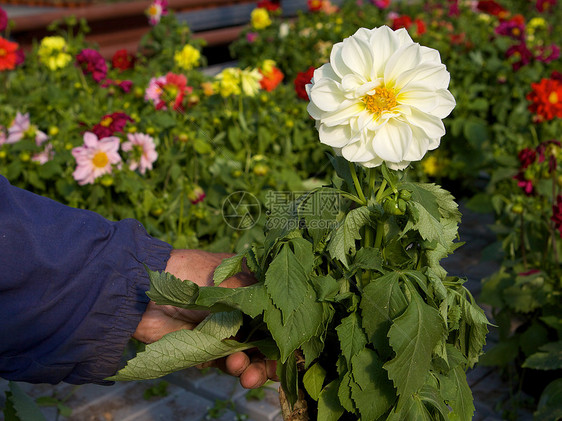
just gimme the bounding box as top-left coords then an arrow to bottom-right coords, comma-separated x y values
48,126 -> 59,136
19,152 -> 30,162
100,175 -> 114,187
512,203 -> 524,214
187,186 -> 206,204
253,163 -> 269,176
384,198 -> 405,215
399,189 -> 412,201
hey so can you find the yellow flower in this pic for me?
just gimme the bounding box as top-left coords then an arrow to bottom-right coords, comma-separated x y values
214,68 -> 242,97
260,59 -> 276,77
174,44 -> 201,70
527,17 -> 546,35
251,8 -> 272,30
240,67 -> 262,97
38,36 -> 72,70
201,81 -> 215,96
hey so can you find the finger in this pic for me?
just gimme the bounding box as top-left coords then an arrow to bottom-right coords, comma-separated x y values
239,357 -> 267,389
224,352 -> 250,377
266,360 -> 279,382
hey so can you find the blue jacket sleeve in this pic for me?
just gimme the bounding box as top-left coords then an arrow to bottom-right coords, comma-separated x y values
0,175 -> 173,385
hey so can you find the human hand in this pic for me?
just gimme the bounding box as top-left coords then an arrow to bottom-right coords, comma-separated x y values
133,249 -> 277,389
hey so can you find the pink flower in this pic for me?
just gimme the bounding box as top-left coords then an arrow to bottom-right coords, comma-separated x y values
32,144 -> 54,165
372,0 -> 390,8
0,7 -> 8,32
506,42 -> 533,71
121,133 -> 158,174
72,132 -> 121,185
246,32 -> 259,43
146,0 -> 168,25
6,112 -> 48,145
6,112 -> 29,144
76,49 -> 108,83
552,195 -> 562,237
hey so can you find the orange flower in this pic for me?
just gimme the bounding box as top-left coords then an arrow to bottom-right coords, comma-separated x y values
0,37 -> 19,71
527,78 -> 562,121
259,66 -> 284,92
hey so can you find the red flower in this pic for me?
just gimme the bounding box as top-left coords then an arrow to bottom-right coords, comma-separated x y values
415,18 -> 426,35
495,15 -> 525,40
372,0 -> 390,9
0,7 -> 8,32
294,66 -> 315,101
257,0 -> 280,11
392,15 -> 412,30
308,0 -> 323,12
514,172 -> 534,195
92,112 -> 133,139
259,66 -> 284,92
477,0 -> 508,18
536,0 -> 557,12
101,79 -> 133,93
0,36 -> 18,71
527,78 -> 562,121
112,49 -> 135,71
76,48 -> 108,83
551,71 -> 562,82
518,147 -> 537,170
552,195 -> 562,237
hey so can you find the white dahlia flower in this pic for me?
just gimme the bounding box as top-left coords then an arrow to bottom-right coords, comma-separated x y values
306,26 -> 456,170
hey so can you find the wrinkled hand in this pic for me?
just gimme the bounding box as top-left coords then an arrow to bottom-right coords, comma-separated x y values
133,249 -> 277,389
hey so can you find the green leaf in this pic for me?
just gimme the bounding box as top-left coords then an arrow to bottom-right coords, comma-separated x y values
388,394 -> 433,421
337,371 -> 355,413
336,312 -> 368,364
5,382 -> 47,421
264,244 -> 309,322
317,380 -> 345,421
195,284 -> 268,317
350,348 -> 396,420
384,288 -> 446,398
418,384 -> 450,421
360,272 -> 407,358
310,275 -> 339,301
303,362 -> 327,401
146,269 -> 199,307
327,206 -> 371,267
520,322 -> 549,357
213,254 -> 245,285
195,311 -> 243,340
278,352 -> 298,408
462,300 -> 490,368
109,330 -> 258,381
534,378 -> 562,421
401,182 -> 461,223
437,365 -> 475,421
301,336 -> 324,368
479,337 -> 519,367
263,292 -> 324,362
350,247 -> 383,272
523,341 -> 562,370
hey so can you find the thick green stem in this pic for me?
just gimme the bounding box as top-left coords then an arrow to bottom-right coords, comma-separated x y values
374,221 -> 384,250
349,162 -> 366,204
375,179 -> 388,203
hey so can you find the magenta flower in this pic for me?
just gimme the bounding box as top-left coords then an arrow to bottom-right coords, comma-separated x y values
91,112 -> 133,139
72,132 -> 121,185
514,172 -> 534,195
552,195 -> 562,237
372,0 -> 390,8
518,147 -> 537,170
246,32 -> 259,43
146,0 -> 168,25
76,49 -> 108,83
536,0 -> 557,12
0,7 -> 8,32
101,79 -> 133,93
535,44 -> 560,64
506,42 -> 533,71
121,133 -> 158,174
495,20 -> 525,40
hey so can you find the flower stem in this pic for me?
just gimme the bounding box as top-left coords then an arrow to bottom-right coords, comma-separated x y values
375,179 -> 388,203
552,170 -> 559,265
349,162 -> 366,204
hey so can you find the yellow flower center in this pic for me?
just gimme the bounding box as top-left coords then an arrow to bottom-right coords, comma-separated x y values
549,91 -> 559,104
363,87 -> 398,116
512,28 -> 520,36
148,5 -> 159,16
0,48 -> 6,57
100,117 -> 113,127
92,151 -> 109,168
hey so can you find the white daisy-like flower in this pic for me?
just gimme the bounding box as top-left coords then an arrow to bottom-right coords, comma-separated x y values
306,26 -> 456,170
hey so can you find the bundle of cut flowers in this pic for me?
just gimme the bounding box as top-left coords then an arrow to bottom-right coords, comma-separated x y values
111,26 -> 489,421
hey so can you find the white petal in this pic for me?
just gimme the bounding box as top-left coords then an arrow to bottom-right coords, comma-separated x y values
398,88 -> 439,113
310,79 -> 346,112
360,155 -> 384,168
330,41 -> 352,79
403,126 -> 430,161
318,124 -> 352,148
341,74 -> 370,94
307,100 -> 325,120
321,101 -> 364,126
372,120 -> 413,162
341,140 -> 375,163
432,89 -> 456,119
384,43 -> 422,86
341,35 -> 373,78
313,63 -> 339,82
403,108 -> 446,139
395,63 -> 449,91
393,27 -> 414,47
386,160 -> 411,170
368,26 -> 400,78
420,46 -> 441,63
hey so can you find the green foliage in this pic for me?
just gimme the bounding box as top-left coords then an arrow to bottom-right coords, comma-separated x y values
3,382 -> 47,421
